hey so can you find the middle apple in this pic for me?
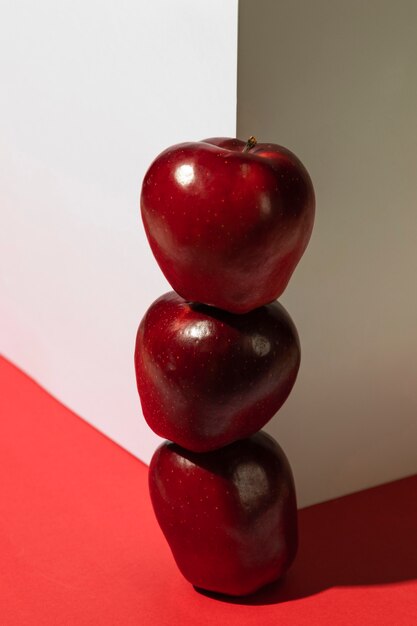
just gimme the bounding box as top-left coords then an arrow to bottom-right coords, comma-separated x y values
135,292 -> 300,452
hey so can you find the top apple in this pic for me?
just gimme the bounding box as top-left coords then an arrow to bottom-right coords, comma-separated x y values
140,137 -> 315,314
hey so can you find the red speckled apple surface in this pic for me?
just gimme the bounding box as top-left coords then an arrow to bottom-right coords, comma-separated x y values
140,137 -> 315,313
1,355 -> 416,625
149,433 -> 297,596
135,292 -> 300,452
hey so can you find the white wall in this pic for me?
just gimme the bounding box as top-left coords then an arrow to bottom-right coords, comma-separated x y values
238,0 -> 417,506
3,0 -> 416,509
0,1 -> 238,462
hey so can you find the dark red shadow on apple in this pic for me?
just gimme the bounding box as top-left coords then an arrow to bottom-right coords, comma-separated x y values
135,292 -> 300,452
194,475 -> 417,605
149,432 -> 298,597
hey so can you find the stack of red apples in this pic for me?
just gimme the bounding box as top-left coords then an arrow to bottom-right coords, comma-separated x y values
135,137 -> 315,597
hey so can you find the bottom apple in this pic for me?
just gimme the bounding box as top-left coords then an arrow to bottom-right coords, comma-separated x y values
149,431 -> 298,596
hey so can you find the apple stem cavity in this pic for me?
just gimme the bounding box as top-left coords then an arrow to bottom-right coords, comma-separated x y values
243,136 -> 257,153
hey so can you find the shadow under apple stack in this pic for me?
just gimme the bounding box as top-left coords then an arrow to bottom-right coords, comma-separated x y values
135,136 -> 315,597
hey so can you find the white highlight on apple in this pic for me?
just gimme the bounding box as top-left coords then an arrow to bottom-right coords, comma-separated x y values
252,334 -> 271,357
184,321 -> 212,340
259,192 -> 272,218
233,462 -> 269,511
175,164 -> 195,186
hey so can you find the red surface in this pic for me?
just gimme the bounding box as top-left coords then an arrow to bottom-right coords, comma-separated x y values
1,355 -> 416,625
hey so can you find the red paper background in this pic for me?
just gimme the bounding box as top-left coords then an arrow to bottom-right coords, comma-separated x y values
1,356 -> 416,625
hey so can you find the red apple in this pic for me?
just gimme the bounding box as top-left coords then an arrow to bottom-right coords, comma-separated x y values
140,137 -> 315,314
135,292 -> 300,452
149,431 -> 298,596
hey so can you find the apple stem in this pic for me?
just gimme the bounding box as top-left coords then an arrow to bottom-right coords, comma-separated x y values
243,136 -> 257,152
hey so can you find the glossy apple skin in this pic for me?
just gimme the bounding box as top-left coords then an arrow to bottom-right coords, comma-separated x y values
135,292 -> 300,452
140,137 -> 315,314
149,431 -> 298,596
